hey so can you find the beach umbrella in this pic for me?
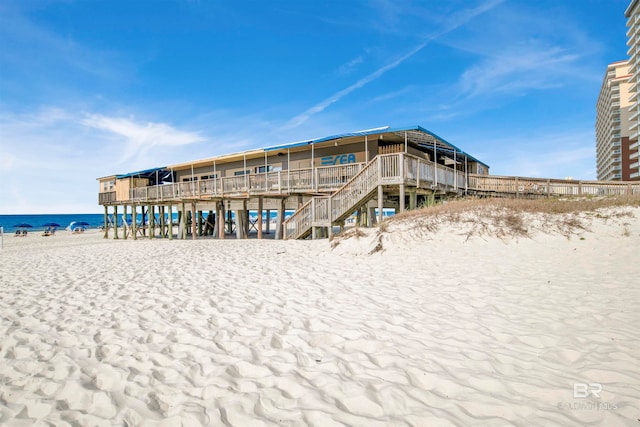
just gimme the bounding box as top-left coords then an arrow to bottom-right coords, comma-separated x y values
13,223 -> 33,228
42,222 -> 60,228
75,221 -> 90,226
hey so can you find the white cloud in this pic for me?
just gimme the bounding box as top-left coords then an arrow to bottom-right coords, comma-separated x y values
0,108 -> 208,213
82,114 -> 206,164
456,47 -> 580,101
471,130 -> 596,180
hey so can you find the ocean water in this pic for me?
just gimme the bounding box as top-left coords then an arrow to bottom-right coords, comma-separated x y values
0,209 -> 395,233
0,211 -> 282,233
0,214 -> 106,233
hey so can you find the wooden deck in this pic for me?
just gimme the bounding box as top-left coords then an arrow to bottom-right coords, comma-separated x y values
283,153 -> 640,240
98,152 -> 640,240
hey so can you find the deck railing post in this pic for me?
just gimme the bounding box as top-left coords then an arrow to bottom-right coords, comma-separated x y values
399,153 -> 405,182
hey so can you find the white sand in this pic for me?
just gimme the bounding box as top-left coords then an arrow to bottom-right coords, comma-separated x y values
0,208 -> 639,426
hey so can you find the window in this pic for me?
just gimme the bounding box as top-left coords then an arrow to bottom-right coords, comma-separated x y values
256,165 -> 274,173
234,170 -> 250,176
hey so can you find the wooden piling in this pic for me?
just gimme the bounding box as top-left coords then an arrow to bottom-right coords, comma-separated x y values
114,205 -> 119,239
257,198 -> 263,239
103,205 -> 109,239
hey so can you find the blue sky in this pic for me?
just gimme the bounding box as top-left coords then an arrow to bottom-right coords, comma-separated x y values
0,0 -> 631,214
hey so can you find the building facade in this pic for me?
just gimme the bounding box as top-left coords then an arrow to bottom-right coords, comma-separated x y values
596,61 -> 633,181
625,0 -> 640,179
97,126 -> 490,240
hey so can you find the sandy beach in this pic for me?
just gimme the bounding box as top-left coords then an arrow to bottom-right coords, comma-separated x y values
1,205 -> 639,426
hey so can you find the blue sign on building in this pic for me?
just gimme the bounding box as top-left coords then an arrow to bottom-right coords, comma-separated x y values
321,153 -> 357,165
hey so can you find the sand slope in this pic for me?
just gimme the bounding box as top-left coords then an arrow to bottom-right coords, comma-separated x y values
0,209 -> 639,426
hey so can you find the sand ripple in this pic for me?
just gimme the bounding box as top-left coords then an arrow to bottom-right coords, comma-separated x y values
1,220 -> 639,426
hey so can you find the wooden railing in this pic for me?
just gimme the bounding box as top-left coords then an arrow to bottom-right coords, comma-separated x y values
467,175 -> 640,197
284,157 -> 386,239
127,163 -> 364,203
284,153 -> 464,239
98,191 -> 116,204
284,199 -> 314,240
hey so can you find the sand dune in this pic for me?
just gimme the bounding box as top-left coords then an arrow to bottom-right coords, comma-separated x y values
0,206 -> 638,426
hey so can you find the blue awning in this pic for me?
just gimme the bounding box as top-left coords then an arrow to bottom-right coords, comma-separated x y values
116,167 -> 168,179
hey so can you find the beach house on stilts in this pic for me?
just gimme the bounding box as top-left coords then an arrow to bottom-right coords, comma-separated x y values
97,125 -> 639,240
97,126 -> 488,240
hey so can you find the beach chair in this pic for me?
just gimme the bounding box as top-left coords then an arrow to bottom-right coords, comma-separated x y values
14,230 -> 22,237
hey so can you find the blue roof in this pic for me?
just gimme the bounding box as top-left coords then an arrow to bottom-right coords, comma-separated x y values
264,125 -> 489,168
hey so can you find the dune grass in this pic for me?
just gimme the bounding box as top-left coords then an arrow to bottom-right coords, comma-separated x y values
373,194 -> 640,243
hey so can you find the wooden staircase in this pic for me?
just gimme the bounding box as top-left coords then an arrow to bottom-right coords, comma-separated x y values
284,153 -> 461,239
284,156 -> 381,239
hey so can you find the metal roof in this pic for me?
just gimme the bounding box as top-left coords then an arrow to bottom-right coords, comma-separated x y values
265,125 -> 489,168
111,125 -> 488,179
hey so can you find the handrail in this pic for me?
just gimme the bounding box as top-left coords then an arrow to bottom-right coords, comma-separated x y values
126,163 -> 365,203
468,174 -> 640,197
284,158 -> 380,239
283,153 -> 464,239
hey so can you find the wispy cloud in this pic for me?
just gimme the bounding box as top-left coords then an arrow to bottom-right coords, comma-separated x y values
456,47 -> 581,102
472,129 -> 596,180
82,114 -> 206,164
283,0 -> 504,129
336,55 -> 364,76
0,108 -> 208,213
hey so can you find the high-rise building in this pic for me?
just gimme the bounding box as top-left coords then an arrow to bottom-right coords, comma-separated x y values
596,61 -> 633,181
624,1 -> 640,179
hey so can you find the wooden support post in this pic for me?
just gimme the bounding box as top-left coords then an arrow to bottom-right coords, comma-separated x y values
180,202 -> 187,239
235,209 -> 243,239
257,198 -> 263,239
226,209 -> 233,234
114,205 -> 118,239
122,205 -> 128,240
356,208 -> 362,227
275,199 -> 285,240
197,210 -> 203,236
312,226 -> 317,240
131,205 -> 137,240
399,184 -> 406,213
160,206 -> 166,238
168,205 -> 173,240
219,201 -> 226,240
244,205 -> 249,238
377,185 -> 384,223
409,190 -> 417,210
191,203 -> 197,240
141,206 -> 147,236
368,207 -> 377,226
149,205 -> 155,239
265,209 -> 271,234
103,205 -> 109,239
